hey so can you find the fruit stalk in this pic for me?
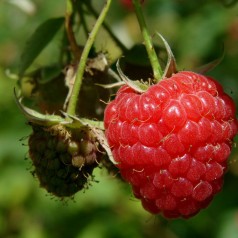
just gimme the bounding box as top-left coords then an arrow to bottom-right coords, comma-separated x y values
132,0 -> 163,81
66,0 -> 112,116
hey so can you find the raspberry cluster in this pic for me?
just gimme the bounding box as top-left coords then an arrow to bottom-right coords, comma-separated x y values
104,71 -> 237,218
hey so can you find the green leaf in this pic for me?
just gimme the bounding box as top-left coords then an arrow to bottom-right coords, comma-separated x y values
19,17 -> 64,76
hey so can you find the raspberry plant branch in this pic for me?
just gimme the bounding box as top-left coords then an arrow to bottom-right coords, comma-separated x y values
78,3 -> 91,42
66,0 -> 112,116
65,0 -> 82,61
132,0 -> 163,81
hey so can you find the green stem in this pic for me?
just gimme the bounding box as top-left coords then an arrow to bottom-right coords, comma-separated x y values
132,0 -> 163,81
66,0 -> 112,116
84,1 -> 128,52
66,0 -> 72,16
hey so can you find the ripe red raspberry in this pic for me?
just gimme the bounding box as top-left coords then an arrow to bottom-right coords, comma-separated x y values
104,71 -> 238,218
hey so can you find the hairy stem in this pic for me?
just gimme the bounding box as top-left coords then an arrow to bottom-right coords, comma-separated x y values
66,0 -> 112,116
132,0 -> 163,81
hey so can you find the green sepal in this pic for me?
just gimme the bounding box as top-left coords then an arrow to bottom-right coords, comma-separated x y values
14,88 -> 66,126
95,81 -> 125,89
156,33 -> 177,79
116,60 -> 149,93
91,126 -> 116,165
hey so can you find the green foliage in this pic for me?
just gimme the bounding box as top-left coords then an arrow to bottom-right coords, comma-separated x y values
19,17 -> 64,76
1,0 -> 238,238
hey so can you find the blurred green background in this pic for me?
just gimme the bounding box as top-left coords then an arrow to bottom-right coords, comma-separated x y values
1,0 -> 238,237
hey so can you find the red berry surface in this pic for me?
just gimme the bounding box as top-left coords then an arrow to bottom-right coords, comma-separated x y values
104,71 -> 238,219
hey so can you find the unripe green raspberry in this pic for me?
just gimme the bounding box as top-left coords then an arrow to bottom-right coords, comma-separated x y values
29,124 -> 102,197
